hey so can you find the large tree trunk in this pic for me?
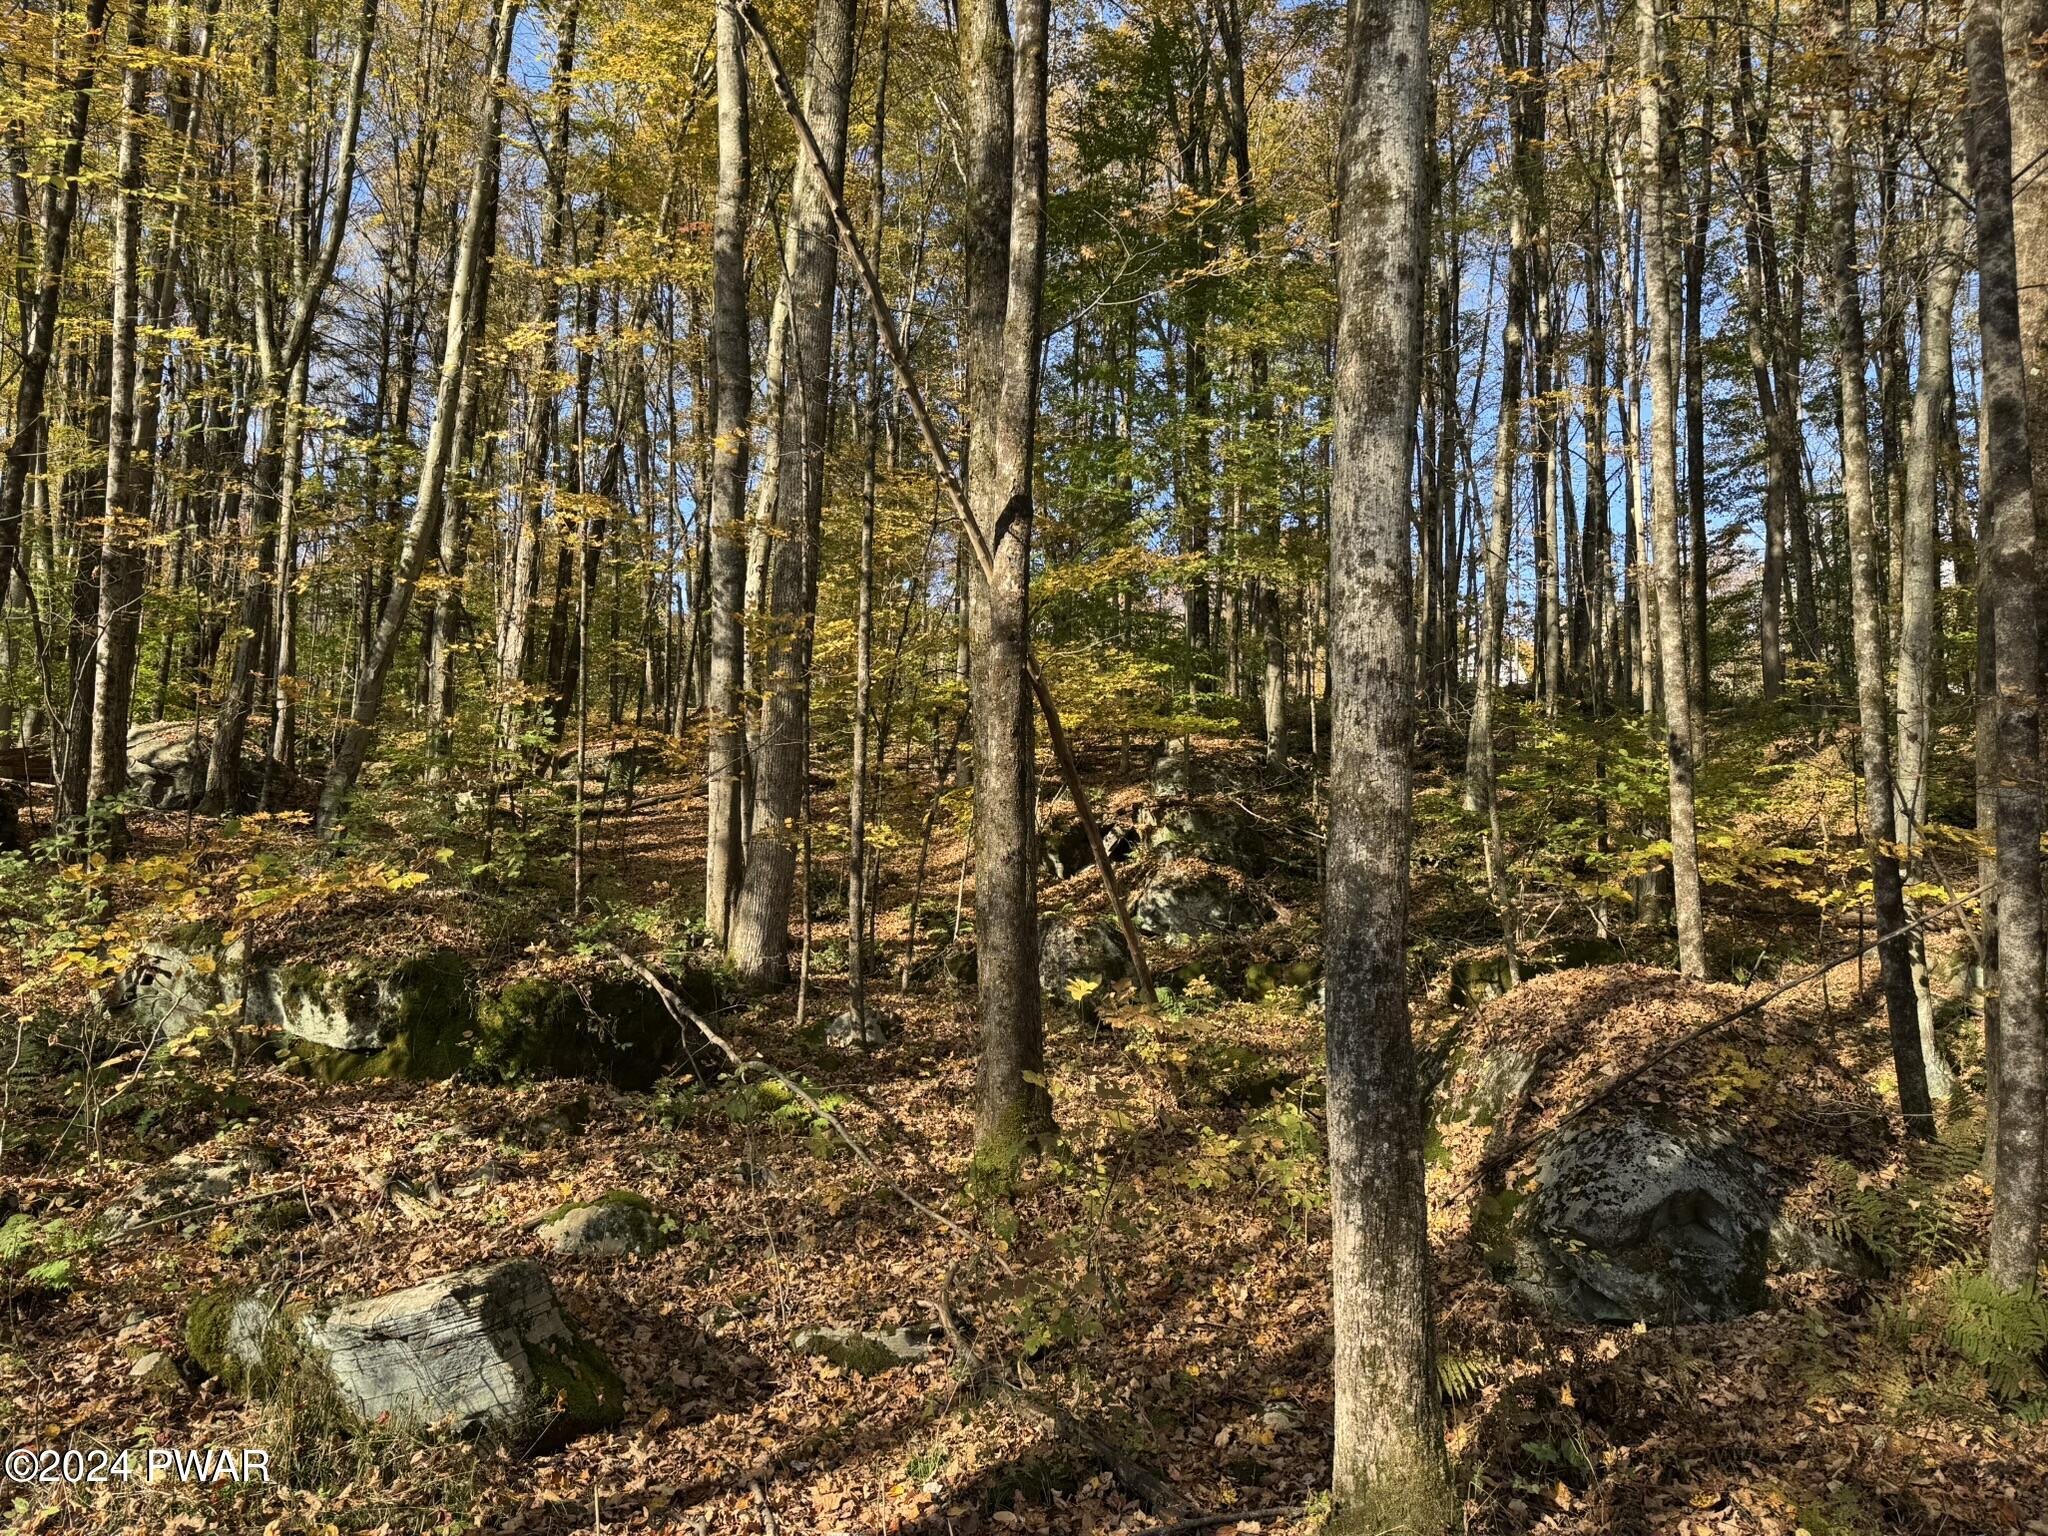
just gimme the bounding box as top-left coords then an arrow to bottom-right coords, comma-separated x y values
1975,0 -> 2048,1288
726,0 -> 856,983
958,0 -> 1056,1170
1637,0 -> 1708,977
704,0 -> 752,945
316,0 -> 512,834
1826,8 -> 1935,1137
1324,0 -> 1454,1526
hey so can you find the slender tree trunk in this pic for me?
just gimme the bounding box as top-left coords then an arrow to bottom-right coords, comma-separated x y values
0,0 -> 112,609
727,0 -> 856,983
1325,0 -> 1454,1525
1894,169 -> 1966,1103
846,0 -> 892,1027
496,0 -> 579,760
1637,0 -> 1707,977
705,0 -> 752,944
85,0 -> 153,833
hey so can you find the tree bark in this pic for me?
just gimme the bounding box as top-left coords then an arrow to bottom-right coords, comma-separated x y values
726,0 -> 856,983
84,0 -> 153,833
705,0 -> 752,945
957,0 -> 1057,1168
1974,0 -> 2048,1287
1325,0 -> 1455,1526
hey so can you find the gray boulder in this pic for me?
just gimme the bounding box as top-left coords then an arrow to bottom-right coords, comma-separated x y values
825,1008 -> 894,1051
1133,871 -> 1271,941
187,1260 -> 622,1442
106,925 -> 247,1043
125,721 -> 212,811
1511,1115 -> 1776,1325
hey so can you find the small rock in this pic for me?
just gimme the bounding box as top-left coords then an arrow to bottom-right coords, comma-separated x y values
128,1350 -> 186,1396
790,1326 -> 933,1375
825,1009 -> 893,1051
535,1191 -> 667,1259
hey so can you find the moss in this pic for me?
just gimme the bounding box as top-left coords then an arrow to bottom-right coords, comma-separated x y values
537,1187 -> 654,1225
1326,1464 -> 1459,1536
791,1328 -> 924,1376
526,1325 -> 625,1438
477,973 -> 695,1089
967,1091 -> 1057,1201
282,949 -> 477,1083
184,1287 -> 328,1412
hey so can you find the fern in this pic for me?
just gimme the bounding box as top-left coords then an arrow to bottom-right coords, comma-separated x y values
1437,1351 -> 1494,1403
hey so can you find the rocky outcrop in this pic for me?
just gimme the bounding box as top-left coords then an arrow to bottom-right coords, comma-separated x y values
1133,869 -> 1271,942
1432,966 -> 1895,1328
186,1260 -> 622,1443
825,1008 -> 894,1051
1509,1115 -> 1776,1325
254,948 -> 478,1081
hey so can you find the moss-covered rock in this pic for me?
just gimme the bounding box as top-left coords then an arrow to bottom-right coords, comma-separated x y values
790,1326 -> 933,1375
257,948 -> 477,1082
186,1262 -> 621,1445
477,970 -> 714,1089
535,1189 -> 669,1258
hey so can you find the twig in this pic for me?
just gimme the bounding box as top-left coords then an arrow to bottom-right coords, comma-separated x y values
749,1480 -> 779,1536
608,946 -> 1009,1274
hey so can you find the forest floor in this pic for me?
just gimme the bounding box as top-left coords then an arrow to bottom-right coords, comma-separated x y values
3,721 -> 2047,1536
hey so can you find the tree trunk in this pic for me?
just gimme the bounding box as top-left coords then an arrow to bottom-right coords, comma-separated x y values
847,0 -> 892,1027
705,0 -> 752,945
1974,0 -> 2048,1288
1826,6 -> 1935,1136
726,0 -> 857,983
316,0 -> 513,834
85,0 -> 153,835
958,0 -> 1056,1170
0,0 -> 112,612
1324,0 -> 1455,1526
1894,167 -> 1966,1103
1637,0 -> 1707,977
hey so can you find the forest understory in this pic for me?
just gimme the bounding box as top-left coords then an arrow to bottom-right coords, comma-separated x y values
4,716 -> 2044,1536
